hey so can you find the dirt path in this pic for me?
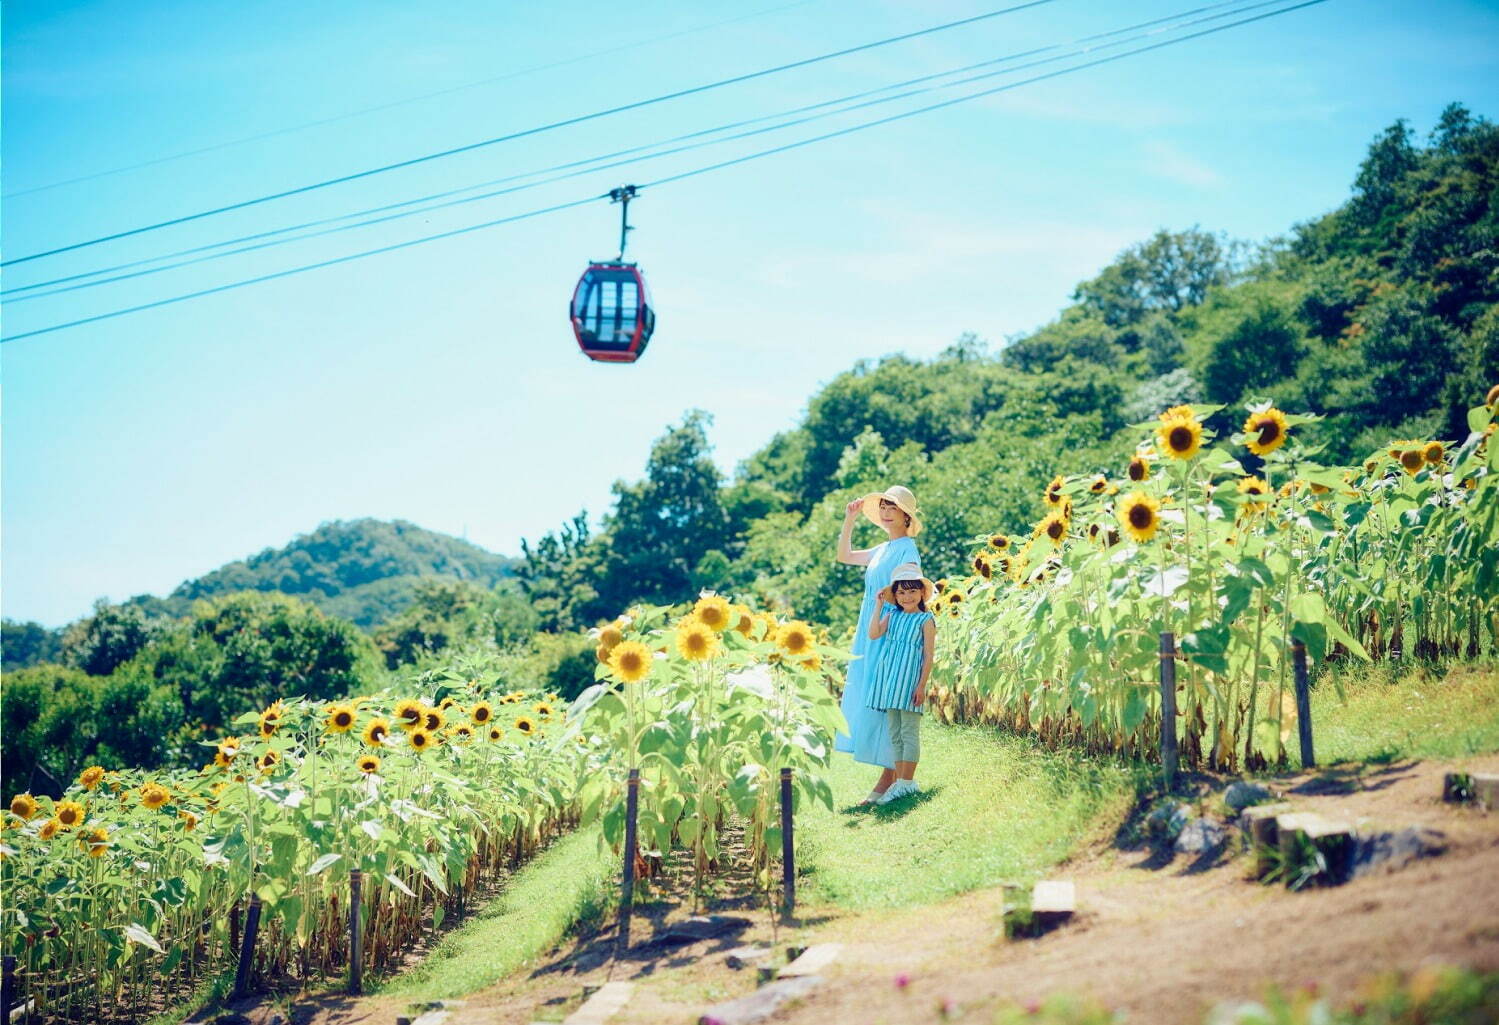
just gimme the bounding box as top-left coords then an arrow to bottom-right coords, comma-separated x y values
211,756 -> 1499,1025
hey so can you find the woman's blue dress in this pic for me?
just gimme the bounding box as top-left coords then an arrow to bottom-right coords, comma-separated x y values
835,536 -> 920,769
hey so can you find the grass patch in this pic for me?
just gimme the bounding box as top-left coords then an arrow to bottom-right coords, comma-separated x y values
1311,660 -> 1499,764
796,722 -> 1142,910
377,826 -> 613,1001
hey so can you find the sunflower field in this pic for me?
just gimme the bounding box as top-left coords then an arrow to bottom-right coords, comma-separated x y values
1,600 -> 845,1022
928,391 -> 1499,772
578,595 -> 844,899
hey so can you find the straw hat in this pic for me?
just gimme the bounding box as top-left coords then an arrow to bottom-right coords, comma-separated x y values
861,484 -> 922,536
885,562 -> 935,604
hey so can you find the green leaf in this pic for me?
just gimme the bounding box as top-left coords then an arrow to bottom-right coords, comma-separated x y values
123,923 -> 164,954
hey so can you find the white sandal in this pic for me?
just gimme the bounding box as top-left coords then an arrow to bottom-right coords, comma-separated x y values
860,789 -> 884,806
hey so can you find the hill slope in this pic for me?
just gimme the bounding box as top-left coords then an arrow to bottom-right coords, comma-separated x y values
139,518 -> 515,628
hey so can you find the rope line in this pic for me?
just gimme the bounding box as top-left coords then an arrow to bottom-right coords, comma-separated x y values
0,0 -> 1329,344
3,0 -> 1056,267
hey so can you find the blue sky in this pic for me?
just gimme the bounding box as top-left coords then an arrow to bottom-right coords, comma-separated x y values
3,0 -> 1497,626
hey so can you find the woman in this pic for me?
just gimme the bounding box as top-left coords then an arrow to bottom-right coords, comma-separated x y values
834,484 -> 922,805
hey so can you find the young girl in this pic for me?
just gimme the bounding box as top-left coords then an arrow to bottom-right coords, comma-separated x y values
865,563 -> 936,804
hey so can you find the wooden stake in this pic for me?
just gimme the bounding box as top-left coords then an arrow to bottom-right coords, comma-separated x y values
348,870 -> 364,995
617,768 -> 640,954
1292,641 -> 1315,768
779,767 -> 795,915
1159,632 -> 1178,790
233,896 -> 262,997
2,954 -> 15,1022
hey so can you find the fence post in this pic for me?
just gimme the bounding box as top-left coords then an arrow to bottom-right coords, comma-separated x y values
1159,632 -> 1178,791
779,767 -> 795,915
616,768 -> 640,954
1292,641 -> 1315,769
233,895 -> 262,997
2,954 -> 15,1022
348,869 -> 364,995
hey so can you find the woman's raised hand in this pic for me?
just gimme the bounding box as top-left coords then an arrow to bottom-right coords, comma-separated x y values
845,497 -> 864,520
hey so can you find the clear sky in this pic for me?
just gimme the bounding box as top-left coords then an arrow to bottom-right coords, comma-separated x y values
3,0 -> 1497,626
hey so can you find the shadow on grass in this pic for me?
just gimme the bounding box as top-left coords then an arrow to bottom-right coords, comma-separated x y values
839,784 -> 944,824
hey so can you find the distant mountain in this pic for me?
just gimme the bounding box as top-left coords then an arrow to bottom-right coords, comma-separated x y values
131,518 -> 516,628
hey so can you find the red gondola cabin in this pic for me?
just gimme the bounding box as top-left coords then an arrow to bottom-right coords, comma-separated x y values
570,261 -> 655,363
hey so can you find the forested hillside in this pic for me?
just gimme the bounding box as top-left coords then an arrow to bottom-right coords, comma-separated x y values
516,104 -> 1498,631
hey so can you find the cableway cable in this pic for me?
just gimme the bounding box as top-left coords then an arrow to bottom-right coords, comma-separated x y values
0,0 -> 1329,345
4,0 -> 1057,267
2,1 -> 821,201
3,0 -> 1278,303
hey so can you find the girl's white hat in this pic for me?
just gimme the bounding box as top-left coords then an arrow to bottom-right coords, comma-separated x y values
862,484 -> 923,536
887,562 -> 935,604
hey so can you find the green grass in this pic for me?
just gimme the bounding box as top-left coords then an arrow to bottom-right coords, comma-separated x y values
796,722 -> 1142,910
1311,661 -> 1499,764
377,826 -> 614,1001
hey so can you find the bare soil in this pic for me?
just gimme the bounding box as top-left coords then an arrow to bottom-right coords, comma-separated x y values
191,756 -> 1499,1025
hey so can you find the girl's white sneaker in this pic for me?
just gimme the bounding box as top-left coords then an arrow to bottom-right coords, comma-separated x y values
877,780 -> 911,805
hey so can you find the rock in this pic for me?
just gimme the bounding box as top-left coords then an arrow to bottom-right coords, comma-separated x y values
1350,827 -> 1446,879
698,975 -> 824,1025
722,944 -> 773,970
1147,801 -> 1191,840
657,915 -> 752,945
1175,817 -> 1228,855
1224,781 -> 1276,811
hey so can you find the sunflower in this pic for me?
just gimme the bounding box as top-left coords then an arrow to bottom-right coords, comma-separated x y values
1243,407 -> 1289,456
1127,454 -> 1151,482
1159,404 -> 1194,422
775,620 -> 815,658
1487,383 -> 1499,408
140,782 -> 170,811
598,623 -> 624,650
179,811 -> 198,831
325,704 -> 356,734
362,717 -> 391,747
947,590 -> 965,606
1038,514 -> 1068,545
1088,474 -> 1110,494
357,754 -> 381,774
1398,447 -> 1425,475
1043,476 -> 1065,507
394,699 -> 425,729
79,826 -> 109,858
55,800 -> 84,829
534,703 -> 554,720
438,697 -> 458,711
258,700 -> 285,738
973,553 -> 992,579
257,750 -> 280,774
1237,477 -> 1271,502
408,728 -> 435,752
488,727 -> 503,742
994,556 -> 1012,576
693,594 -> 732,632
9,793 -> 37,820
608,640 -> 653,684
676,618 -> 721,661
1422,440 -> 1444,465
449,724 -> 474,743
1309,481 -> 1331,495
38,818 -> 61,841
423,709 -> 445,732
513,716 -> 537,736
1118,492 -> 1162,543
987,533 -> 1011,552
731,606 -> 756,637
1157,415 -> 1203,460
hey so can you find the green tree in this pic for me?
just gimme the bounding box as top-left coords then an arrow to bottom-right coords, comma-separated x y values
60,599 -> 164,676
1,619 -> 63,672
1073,228 -> 1240,327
